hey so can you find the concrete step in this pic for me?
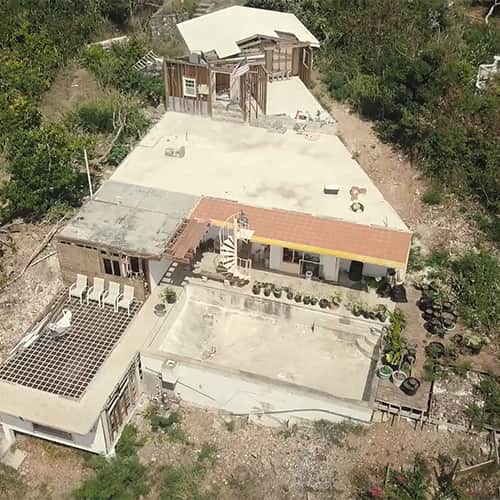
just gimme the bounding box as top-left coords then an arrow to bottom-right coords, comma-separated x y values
1,448 -> 26,470
212,113 -> 245,124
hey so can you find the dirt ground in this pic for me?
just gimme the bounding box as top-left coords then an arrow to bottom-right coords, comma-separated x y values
39,63 -> 105,122
8,404 -> 495,500
0,222 -> 62,361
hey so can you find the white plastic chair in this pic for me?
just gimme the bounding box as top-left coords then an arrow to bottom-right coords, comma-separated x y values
102,281 -> 121,311
69,274 -> 87,304
87,277 -> 105,306
116,285 -> 136,316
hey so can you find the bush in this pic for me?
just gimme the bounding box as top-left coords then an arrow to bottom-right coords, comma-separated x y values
314,419 -> 366,447
465,375 -> 500,429
421,188 -> 443,205
83,39 -> 163,106
450,252 -> 500,335
1,123 -> 91,221
72,423 -> 148,500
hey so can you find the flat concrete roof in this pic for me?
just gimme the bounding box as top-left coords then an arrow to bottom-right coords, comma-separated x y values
111,112 -> 409,232
266,77 -> 331,121
59,181 -> 198,257
154,282 -> 378,402
177,6 -> 320,59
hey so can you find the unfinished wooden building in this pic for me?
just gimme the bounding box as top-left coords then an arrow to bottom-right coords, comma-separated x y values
164,6 -> 320,121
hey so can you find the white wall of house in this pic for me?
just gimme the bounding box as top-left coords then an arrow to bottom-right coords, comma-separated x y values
320,255 -> 340,281
0,411 -> 109,455
269,245 -> 282,270
141,354 -> 373,425
148,258 -> 172,288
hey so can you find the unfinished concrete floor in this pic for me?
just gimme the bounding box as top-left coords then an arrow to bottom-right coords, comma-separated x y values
160,282 -> 379,402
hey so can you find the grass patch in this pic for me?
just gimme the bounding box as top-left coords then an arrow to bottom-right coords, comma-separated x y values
314,419 -> 366,446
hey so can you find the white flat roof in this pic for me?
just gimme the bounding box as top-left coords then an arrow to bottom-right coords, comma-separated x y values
111,112 -> 408,232
177,6 -> 320,59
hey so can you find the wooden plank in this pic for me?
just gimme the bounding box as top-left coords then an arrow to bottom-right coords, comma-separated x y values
493,430 -> 499,465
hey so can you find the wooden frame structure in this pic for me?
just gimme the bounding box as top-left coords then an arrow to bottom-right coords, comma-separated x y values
163,33 -> 315,122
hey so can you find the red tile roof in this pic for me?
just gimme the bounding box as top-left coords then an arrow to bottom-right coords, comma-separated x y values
191,197 -> 411,268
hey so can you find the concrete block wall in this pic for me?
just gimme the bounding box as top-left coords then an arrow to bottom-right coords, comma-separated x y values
57,241 -> 148,301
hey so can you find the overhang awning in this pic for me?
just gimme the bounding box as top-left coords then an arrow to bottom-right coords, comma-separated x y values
191,197 -> 411,269
164,218 -> 208,264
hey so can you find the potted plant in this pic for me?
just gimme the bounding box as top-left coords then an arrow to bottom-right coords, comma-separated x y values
310,296 -> 318,306
377,365 -> 393,380
303,295 -> 311,305
319,298 -> 329,309
383,310 -> 407,369
287,290 -> 294,300
294,293 -> 302,303
273,287 -> 282,299
351,302 -> 362,317
264,286 -> 272,297
391,370 -> 407,388
331,293 -> 342,307
163,287 -> 177,304
252,283 -> 261,295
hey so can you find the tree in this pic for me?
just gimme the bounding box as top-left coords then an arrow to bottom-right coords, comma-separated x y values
2,124 -> 91,220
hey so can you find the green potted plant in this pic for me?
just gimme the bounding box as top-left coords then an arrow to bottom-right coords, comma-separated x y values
163,287 -> 177,304
319,298 -> 329,309
383,309 -> 407,369
331,293 -> 342,307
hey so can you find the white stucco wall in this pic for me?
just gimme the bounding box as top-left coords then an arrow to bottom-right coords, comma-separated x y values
0,411 -> 109,454
141,354 -> 373,425
269,245 -> 282,271
320,255 -> 339,281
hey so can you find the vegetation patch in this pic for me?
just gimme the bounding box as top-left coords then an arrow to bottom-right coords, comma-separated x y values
465,374 -> 500,429
72,424 -> 149,500
0,464 -> 27,500
314,419 -> 366,447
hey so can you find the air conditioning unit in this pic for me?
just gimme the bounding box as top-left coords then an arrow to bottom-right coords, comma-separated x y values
324,184 -> 340,195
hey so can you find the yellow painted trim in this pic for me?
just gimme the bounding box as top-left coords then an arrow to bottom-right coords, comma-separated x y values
210,219 -> 406,269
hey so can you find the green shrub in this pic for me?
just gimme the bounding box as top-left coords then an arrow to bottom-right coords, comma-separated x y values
421,188 -> 443,205
465,375 -> 500,429
73,101 -> 116,134
115,424 -> 142,458
1,123 -> 91,221
450,252 -> 500,335
83,39 -> 163,106
384,455 -> 430,500
72,455 -> 149,500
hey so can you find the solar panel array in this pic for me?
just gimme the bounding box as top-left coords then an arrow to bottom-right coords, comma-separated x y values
0,295 -> 141,399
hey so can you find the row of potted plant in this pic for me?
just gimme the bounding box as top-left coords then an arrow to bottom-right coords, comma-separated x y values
251,281 -> 343,309
346,300 -> 388,323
